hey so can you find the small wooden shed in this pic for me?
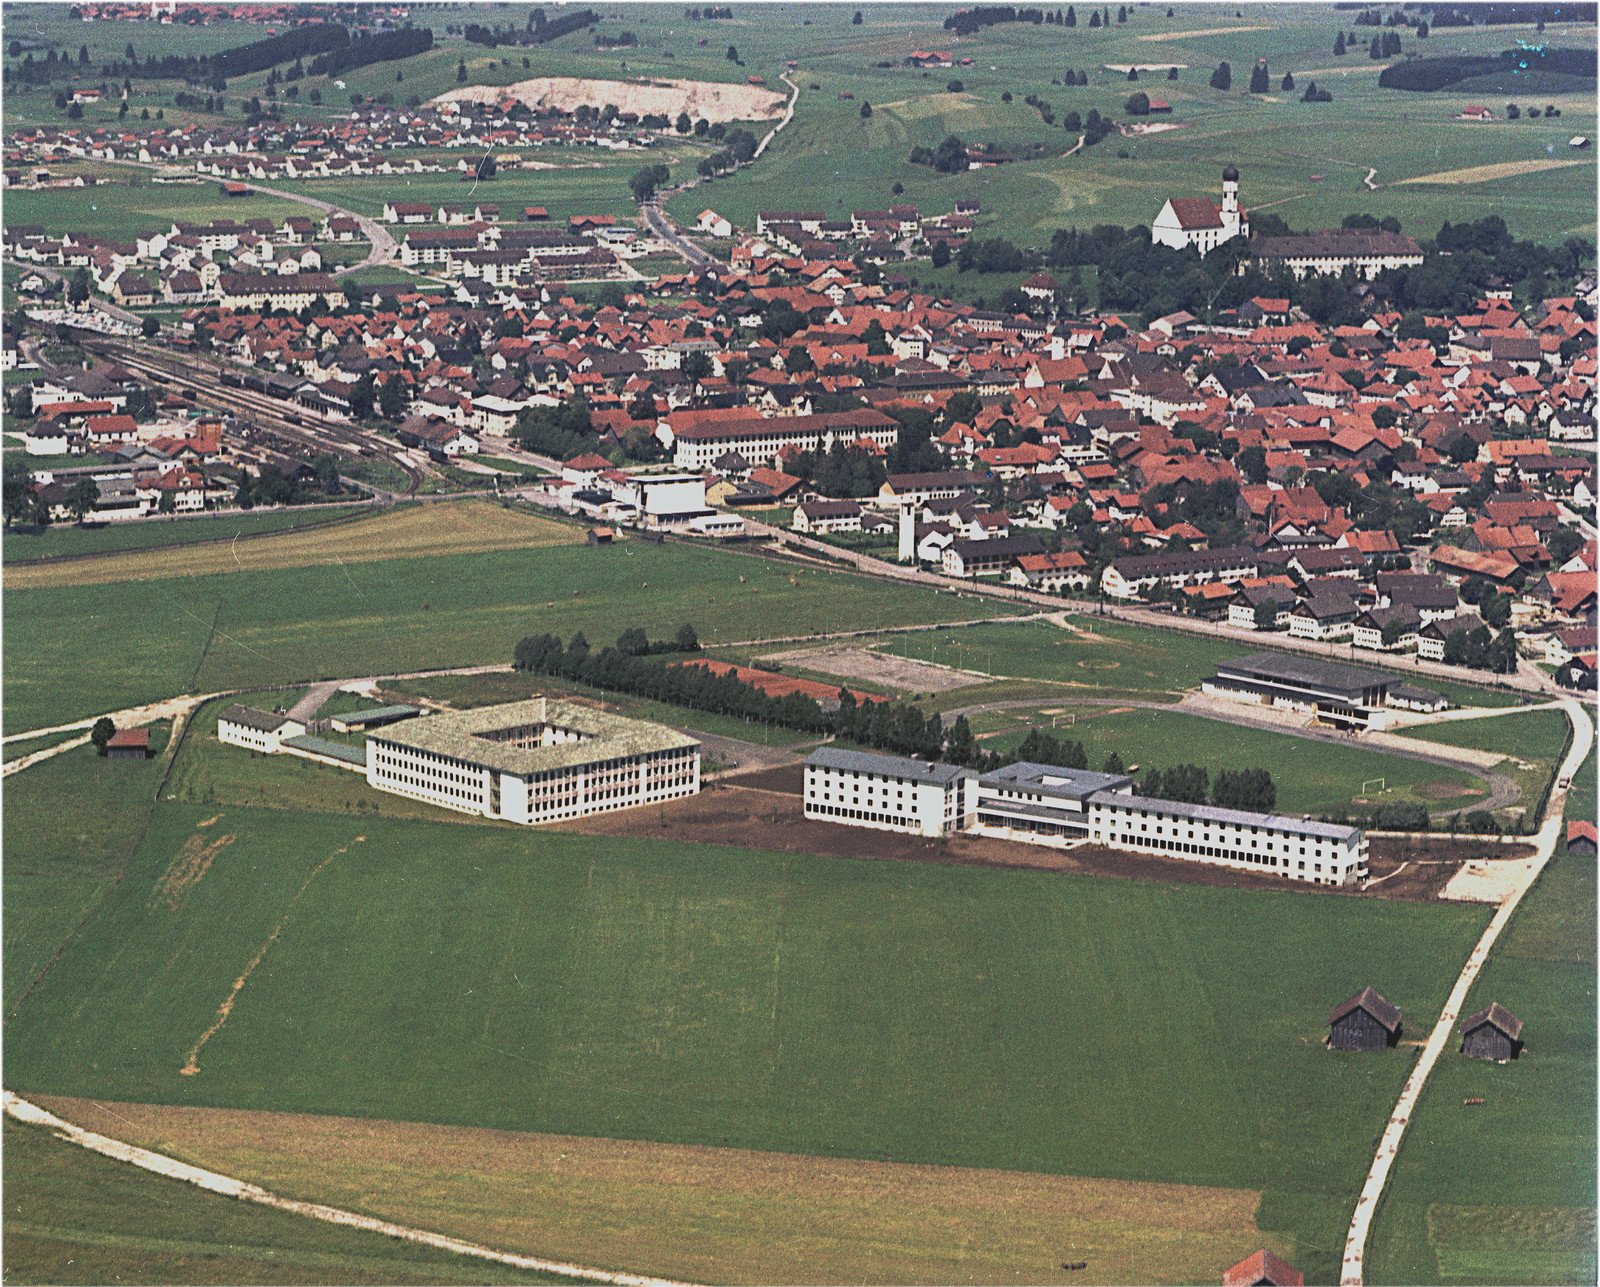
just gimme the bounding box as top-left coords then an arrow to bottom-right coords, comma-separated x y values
1460,1002 -> 1523,1062
1222,1249 -> 1303,1287
1328,987 -> 1402,1051
104,727 -> 151,761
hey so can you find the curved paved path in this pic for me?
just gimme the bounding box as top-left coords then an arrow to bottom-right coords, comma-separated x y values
3,1092 -> 701,1287
1339,697 -> 1593,1284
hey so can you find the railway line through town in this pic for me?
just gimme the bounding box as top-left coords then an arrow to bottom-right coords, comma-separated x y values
83,339 -> 425,496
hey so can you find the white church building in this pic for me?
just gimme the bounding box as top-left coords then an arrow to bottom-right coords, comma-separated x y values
1151,165 -> 1249,257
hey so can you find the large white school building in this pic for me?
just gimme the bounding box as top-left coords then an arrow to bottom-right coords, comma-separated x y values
365,698 -> 700,823
805,748 -> 1368,887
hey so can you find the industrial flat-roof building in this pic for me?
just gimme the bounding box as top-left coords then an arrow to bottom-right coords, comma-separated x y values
806,749 -> 1368,887
1203,652 -> 1395,730
366,698 -> 700,824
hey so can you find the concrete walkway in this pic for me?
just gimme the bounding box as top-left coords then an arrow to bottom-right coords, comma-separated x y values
1339,697 -> 1593,1284
286,680 -> 343,725
2,1093 -> 700,1287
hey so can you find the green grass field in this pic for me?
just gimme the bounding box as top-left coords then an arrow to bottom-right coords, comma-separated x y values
261,147 -> 714,225
1364,851 -> 1597,1284
2,507 -> 374,564
972,703 -> 1489,817
3,792 -> 1489,1283
1398,709 -> 1571,826
2,537 -> 1016,734
3,736 -> 170,1005
660,2 -> 1596,248
879,617 -> 1238,694
2,1118 -> 571,1285
877,617 -> 1522,707
2,181 -> 309,244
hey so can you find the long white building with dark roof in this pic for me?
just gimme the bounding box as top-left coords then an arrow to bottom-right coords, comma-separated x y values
806,748 -> 1369,887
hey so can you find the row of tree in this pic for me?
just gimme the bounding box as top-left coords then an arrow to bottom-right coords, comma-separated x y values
308,27 -> 432,78
508,630 -> 1286,809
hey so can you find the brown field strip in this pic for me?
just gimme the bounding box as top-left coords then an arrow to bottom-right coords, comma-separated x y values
39,1098 -> 1283,1285
1394,158 -> 1591,186
6,503 -> 581,590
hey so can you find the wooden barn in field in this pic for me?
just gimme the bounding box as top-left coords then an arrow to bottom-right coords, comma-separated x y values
1460,1002 -> 1523,1062
1328,987 -> 1401,1051
104,727 -> 151,761
1222,1249 -> 1303,1287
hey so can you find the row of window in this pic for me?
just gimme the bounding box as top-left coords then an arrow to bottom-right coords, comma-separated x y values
1105,830 -> 1348,880
806,803 -> 922,832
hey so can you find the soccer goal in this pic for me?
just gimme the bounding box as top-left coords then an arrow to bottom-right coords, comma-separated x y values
1362,778 -> 1387,795
1051,712 -> 1076,728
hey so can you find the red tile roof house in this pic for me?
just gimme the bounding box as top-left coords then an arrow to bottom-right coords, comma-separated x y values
1222,1249 -> 1303,1287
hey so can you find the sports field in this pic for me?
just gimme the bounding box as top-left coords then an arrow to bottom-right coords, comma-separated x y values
2,1118 -> 568,1286
1398,708 -> 1572,825
3,791 -> 1488,1283
879,617 -> 1238,694
875,618 -> 1521,708
970,703 -> 1489,817
2,522 -> 1015,734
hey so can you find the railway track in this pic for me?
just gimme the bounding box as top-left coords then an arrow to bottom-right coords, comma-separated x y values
85,339 -> 423,496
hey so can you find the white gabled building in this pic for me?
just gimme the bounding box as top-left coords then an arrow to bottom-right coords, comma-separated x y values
1151,165 -> 1248,257
217,704 -> 307,752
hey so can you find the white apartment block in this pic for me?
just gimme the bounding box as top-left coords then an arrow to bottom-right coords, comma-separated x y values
662,410 -> 900,471
366,698 -> 700,824
803,746 -> 976,837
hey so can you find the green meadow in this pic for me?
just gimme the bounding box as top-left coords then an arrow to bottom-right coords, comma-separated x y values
2,506 -> 374,563
4,790 -> 1488,1284
3,181 -> 309,243
608,1 -> 1597,250
2,535 -> 1016,733
1365,852 -> 1597,1285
